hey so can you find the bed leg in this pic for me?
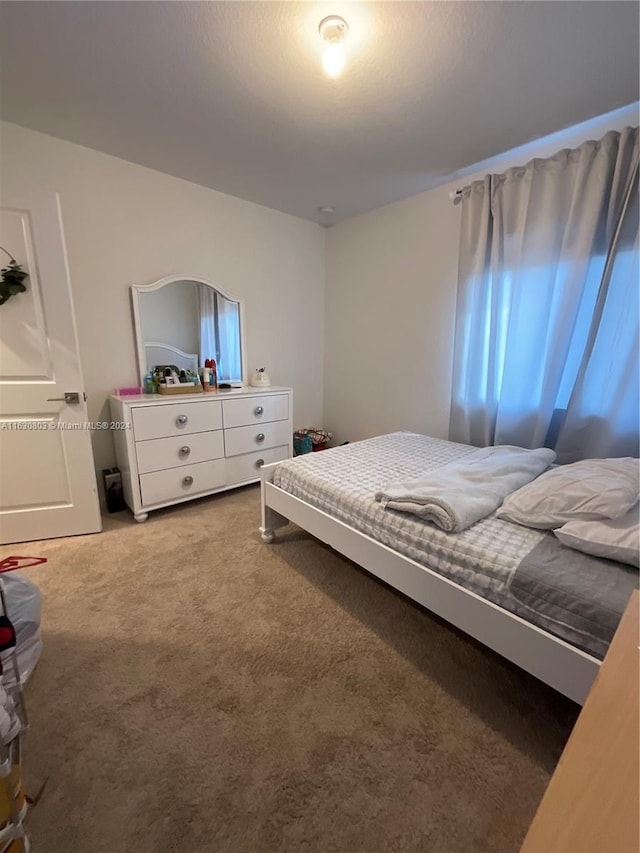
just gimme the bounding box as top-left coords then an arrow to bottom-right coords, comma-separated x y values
259,505 -> 287,543
259,469 -> 289,543
259,527 -> 276,543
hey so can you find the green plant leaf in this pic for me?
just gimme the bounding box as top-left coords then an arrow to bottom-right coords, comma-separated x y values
0,260 -> 29,306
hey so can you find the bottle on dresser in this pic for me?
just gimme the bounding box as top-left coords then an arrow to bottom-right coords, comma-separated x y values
204,359 -> 218,391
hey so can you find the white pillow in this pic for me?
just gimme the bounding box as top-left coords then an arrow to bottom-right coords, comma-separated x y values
496,457 -> 639,529
554,505 -> 640,567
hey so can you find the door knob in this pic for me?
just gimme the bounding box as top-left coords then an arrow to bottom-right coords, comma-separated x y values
46,392 -> 81,404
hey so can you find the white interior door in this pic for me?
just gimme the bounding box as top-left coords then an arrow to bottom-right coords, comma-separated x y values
0,192 -> 101,544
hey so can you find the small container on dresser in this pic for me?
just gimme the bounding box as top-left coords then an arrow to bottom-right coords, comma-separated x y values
110,387 -> 293,522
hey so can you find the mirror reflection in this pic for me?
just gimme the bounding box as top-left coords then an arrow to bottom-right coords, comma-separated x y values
138,280 -> 243,384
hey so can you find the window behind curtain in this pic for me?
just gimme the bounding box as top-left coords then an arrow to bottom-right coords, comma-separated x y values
450,127 -> 639,460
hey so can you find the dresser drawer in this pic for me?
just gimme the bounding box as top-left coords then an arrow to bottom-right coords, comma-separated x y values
132,400 -> 222,441
224,420 -> 290,457
136,430 -> 224,475
140,459 -> 226,506
222,394 -> 289,429
225,445 -> 289,485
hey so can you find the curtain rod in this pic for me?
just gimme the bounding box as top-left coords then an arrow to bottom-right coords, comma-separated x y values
449,189 -> 464,202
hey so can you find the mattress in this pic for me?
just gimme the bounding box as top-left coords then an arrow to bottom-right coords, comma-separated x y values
270,432 -> 636,659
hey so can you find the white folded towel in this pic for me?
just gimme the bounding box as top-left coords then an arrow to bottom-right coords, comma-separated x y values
375,445 -> 556,533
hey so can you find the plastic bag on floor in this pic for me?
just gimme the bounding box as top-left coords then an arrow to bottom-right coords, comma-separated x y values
0,574 -> 43,686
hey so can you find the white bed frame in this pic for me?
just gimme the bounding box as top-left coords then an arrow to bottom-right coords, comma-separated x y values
259,463 -> 601,705
143,341 -> 199,374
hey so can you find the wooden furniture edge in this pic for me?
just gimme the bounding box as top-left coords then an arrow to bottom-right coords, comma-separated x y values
521,589 -> 639,853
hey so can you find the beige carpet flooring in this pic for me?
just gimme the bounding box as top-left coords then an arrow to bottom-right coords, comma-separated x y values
12,485 -> 578,852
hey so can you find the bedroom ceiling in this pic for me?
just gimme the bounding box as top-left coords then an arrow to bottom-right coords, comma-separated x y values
1,1 -> 638,224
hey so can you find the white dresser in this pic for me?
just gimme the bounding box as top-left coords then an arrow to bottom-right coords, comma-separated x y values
110,386 -> 293,521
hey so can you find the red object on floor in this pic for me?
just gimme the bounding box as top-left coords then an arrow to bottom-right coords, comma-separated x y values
0,616 -> 16,650
0,557 -> 47,574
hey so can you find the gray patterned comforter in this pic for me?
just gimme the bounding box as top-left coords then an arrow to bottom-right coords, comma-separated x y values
270,432 -> 636,659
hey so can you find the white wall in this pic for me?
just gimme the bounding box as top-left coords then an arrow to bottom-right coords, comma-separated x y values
0,121 -> 325,494
139,281 -> 200,359
324,103 -> 639,445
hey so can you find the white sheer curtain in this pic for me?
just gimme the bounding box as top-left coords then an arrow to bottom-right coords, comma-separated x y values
215,296 -> 241,382
198,284 -> 217,367
198,285 -> 242,382
450,127 -> 639,461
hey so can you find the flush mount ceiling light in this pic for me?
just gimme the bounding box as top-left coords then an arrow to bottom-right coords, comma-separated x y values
319,15 -> 349,78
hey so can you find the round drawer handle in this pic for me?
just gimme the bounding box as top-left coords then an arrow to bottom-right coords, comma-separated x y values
179,446 -> 191,456
176,414 -> 188,426
256,432 -> 265,443
182,475 -> 194,487
255,458 -> 265,469
254,406 -> 264,416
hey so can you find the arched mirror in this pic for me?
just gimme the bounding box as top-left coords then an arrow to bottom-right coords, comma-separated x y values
131,275 -> 247,387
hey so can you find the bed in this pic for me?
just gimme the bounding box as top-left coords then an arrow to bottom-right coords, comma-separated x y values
143,341 -> 199,374
259,432 -> 638,705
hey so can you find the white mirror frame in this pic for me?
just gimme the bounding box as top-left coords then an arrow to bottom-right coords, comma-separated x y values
130,274 -> 248,387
